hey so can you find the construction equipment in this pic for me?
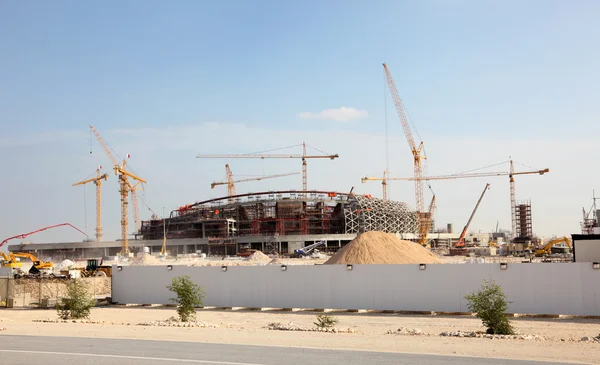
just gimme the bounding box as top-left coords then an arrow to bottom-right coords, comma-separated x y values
77,259 -> 112,277
456,184 -> 491,247
73,167 -> 109,241
490,241 -> 498,248
418,194 -> 436,246
0,223 -> 87,249
12,252 -> 53,276
292,240 -> 326,257
211,164 -> 300,203
90,125 -> 147,256
0,252 -> 22,268
382,63 -> 427,235
197,142 -> 339,191
535,236 -> 571,257
362,161 -> 548,238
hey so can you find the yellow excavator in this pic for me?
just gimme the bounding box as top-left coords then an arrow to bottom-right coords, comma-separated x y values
535,236 -> 571,257
11,252 -> 53,276
0,252 -> 22,268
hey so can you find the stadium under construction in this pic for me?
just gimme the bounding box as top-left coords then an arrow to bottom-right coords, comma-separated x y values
9,190 -> 420,259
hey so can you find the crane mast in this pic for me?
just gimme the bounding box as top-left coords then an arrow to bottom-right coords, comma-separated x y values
90,125 -> 146,256
197,143 -> 338,192
73,168 -> 108,241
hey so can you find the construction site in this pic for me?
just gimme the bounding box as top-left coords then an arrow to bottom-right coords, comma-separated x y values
1,63 -> 581,270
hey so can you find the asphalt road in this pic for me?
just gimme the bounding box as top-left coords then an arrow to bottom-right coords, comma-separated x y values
0,335 -> 577,365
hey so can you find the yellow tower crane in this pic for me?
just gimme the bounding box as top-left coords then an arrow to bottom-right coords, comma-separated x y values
197,142 -> 338,192
90,125 -> 146,256
211,164 -> 300,203
73,167 -> 109,241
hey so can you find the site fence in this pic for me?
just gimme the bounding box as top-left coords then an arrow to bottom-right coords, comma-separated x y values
112,263 -> 600,316
0,277 -> 111,308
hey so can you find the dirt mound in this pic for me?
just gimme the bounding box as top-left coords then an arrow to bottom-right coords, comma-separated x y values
324,231 -> 442,265
245,251 -> 271,262
131,253 -> 161,266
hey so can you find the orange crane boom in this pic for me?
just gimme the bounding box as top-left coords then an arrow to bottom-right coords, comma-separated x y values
211,164 -> 300,202
456,183 -> 490,247
73,168 -> 109,241
90,125 -> 146,256
197,142 -> 338,191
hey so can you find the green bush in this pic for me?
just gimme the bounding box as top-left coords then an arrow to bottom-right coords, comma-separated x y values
56,279 -> 96,319
166,275 -> 205,322
314,315 -> 339,328
464,280 -> 515,335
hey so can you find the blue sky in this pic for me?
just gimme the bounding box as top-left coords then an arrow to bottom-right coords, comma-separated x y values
0,1 -> 598,245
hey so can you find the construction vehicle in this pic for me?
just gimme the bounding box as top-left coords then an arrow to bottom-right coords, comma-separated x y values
292,240 -> 326,257
455,184 -> 490,247
535,236 -> 571,257
11,252 -> 53,277
0,223 -> 87,249
79,259 -> 112,277
0,252 -> 22,268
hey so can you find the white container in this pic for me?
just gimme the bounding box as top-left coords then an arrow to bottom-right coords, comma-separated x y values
143,246 -> 150,253
200,253 -> 207,258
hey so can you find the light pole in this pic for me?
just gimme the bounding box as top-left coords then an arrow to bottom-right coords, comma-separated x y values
161,207 -> 167,256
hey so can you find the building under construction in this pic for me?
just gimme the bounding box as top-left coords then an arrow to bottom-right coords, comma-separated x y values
137,190 -> 419,255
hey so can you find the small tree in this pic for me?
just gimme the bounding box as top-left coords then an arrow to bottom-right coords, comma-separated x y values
166,275 -> 205,322
56,279 -> 96,319
314,315 -> 339,328
465,280 -> 515,335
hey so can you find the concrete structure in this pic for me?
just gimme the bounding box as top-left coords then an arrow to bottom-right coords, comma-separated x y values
112,262 -> 600,316
572,234 -> 600,262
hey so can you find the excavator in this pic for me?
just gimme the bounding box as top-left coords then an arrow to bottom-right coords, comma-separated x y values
11,252 -> 54,277
0,252 -> 22,268
534,236 -> 571,257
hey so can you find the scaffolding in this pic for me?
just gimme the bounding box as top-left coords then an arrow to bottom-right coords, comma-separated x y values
343,195 -> 418,234
139,190 -> 418,241
514,200 -> 532,243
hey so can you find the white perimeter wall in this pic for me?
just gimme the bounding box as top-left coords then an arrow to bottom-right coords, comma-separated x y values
112,263 -> 600,316
574,239 -> 600,262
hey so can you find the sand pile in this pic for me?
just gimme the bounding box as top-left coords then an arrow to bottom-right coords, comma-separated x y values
55,259 -> 75,271
245,251 -> 271,262
131,253 -> 161,266
324,231 -> 442,265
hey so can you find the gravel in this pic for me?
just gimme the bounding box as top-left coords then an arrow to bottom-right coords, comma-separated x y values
439,331 -> 546,340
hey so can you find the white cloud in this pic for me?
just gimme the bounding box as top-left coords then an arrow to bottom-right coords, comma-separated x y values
297,107 -> 369,122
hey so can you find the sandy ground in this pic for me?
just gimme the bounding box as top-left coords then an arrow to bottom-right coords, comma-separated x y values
0,307 -> 598,364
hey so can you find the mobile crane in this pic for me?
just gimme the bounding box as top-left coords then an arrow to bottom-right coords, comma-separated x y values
292,240 -> 326,257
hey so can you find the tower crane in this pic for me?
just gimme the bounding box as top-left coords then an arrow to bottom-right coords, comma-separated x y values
456,184 -> 490,247
90,125 -> 146,256
419,194 -> 436,246
73,167 -> 109,241
361,162 -> 549,237
383,63 -> 429,243
197,142 -> 339,192
211,164 -> 300,202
